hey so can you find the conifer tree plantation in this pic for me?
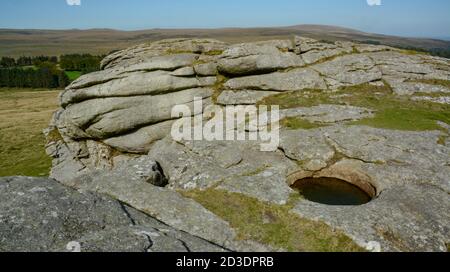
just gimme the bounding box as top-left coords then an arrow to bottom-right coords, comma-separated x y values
0,54 -> 103,88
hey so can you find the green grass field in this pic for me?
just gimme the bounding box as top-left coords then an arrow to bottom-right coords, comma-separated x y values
65,71 -> 82,81
0,88 -> 59,177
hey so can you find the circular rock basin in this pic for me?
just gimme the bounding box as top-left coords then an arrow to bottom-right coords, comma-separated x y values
291,177 -> 372,206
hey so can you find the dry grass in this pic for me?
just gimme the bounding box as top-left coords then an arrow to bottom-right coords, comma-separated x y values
0,88 -> 59,177
182,189 -> 365,252
1,26 -> 449,57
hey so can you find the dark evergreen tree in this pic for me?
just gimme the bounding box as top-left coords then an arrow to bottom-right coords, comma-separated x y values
0,57 -> 16,68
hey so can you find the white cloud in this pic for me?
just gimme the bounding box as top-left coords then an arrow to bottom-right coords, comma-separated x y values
367,0 -> 381,6
66,0 -> 81,6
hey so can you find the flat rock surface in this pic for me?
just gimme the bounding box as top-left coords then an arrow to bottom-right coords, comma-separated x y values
292,183 -> 449,252
224,68 -> 327,91
0,177 -> 227,252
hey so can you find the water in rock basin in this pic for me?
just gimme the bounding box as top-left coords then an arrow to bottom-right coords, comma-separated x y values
291,177 -> 372,206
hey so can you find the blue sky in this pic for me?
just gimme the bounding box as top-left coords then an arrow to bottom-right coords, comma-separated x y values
0,0 -> 449,38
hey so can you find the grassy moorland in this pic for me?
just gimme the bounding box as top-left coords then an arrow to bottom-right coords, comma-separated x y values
1,25 -> 449,57
0,88 -> 59,177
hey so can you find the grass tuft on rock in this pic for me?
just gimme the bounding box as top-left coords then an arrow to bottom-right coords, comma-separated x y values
258,88 -> 333,109
165,49 -> 193,55
412,92 -> 450,98
46,127 -> 64,143
342,84 -> 449,131
437,135 -> 447,146
182,189 -> 365,252
409,78 -> 450,88
352,108 -> 449,131
211,74 -> 228,103
203,50 -> 224,56
400,50 -> 429,56
259,83 -> 449,132
281,117 -> 327,130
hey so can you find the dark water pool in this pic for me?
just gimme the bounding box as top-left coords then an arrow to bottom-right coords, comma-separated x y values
291,177 -> 372,206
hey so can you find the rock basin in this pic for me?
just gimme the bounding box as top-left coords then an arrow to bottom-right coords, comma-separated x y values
291,177 -> 373,206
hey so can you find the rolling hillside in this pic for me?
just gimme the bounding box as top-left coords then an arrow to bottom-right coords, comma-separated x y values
1,24 -> 449,57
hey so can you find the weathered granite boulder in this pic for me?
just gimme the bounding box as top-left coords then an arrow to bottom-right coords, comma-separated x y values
217,42 -> 304,75
311,54 -> 382,88
100,38 -> 227,70
217,90 -> 279,105
43,37 -> 450,252
224,68 -> 327,91
58,88 -> 213,139
295,36 -> 354,64
0,177 -> 227,252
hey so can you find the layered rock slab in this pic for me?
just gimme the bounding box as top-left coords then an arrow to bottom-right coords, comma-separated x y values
224,68 -> 327,91
0,177 -> 227,252
217,42 -> 304,75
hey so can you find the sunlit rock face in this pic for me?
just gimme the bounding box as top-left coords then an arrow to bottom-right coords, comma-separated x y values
45,37 -> 450,252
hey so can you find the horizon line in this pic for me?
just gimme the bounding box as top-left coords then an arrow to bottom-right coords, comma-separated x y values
0,23 -> 449,41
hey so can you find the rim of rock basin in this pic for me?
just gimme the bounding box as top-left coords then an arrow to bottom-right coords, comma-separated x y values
290,177 -> 375,206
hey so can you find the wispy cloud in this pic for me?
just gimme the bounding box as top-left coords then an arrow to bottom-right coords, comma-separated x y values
367,0 -> 381,6
66,0 -> 81,6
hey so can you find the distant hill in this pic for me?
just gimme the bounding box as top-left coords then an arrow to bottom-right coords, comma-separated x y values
1,24 -> 449,57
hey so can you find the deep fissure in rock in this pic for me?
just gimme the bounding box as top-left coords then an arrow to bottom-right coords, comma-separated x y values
291,177 -> 373,206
